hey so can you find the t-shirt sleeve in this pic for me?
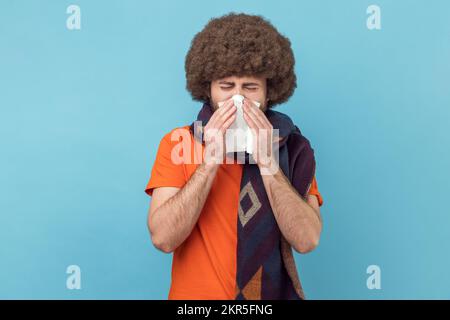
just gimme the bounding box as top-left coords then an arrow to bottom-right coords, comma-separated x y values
144,132 -> 186,197
308,176 -> 323,207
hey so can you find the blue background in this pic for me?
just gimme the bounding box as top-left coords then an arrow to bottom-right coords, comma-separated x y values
1,0 -> 449,299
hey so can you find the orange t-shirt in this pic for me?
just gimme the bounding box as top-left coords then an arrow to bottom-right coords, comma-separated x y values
145,126 -> 323,299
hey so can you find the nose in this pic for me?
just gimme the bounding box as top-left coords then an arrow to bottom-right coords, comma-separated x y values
232,88 -> 243,97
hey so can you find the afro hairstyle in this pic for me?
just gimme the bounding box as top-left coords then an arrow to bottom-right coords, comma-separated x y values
185,12 -> 297,108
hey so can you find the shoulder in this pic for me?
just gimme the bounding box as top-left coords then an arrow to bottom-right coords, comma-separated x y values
287,125 -> 314,158
286,125 -> 316,197
159,125 -> 193,145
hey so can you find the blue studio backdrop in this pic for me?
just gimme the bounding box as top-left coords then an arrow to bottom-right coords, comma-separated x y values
1,0 -> 449,299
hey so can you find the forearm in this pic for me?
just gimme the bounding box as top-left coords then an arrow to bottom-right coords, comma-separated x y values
150,162 -> 218,252
261,167 -> 322,253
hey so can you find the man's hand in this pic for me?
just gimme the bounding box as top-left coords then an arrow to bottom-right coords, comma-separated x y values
148,100 -> 236,253
243,99 -> 322,253
242,99 -> 278,174
203,99 -> 236,166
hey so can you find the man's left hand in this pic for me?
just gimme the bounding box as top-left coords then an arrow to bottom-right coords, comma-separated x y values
243,99 -> 278,174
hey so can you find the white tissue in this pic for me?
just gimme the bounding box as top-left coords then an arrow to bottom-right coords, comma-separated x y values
217,94 -> 261,154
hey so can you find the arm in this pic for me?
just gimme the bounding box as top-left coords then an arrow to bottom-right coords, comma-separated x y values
260,168 -> 322,254
148,162 -> 218,253
147,100 -> 237,253
243,99 -> 322,254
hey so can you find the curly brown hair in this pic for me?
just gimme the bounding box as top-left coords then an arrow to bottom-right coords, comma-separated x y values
185,12 -> 297,108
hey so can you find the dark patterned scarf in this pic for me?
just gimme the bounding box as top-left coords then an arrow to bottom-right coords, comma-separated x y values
189,101 -> 316,300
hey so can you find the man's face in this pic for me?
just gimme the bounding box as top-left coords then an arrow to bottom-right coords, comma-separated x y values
210,75 -> 268,111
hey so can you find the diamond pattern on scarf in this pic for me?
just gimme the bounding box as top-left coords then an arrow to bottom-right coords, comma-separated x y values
238,181 -> 262,227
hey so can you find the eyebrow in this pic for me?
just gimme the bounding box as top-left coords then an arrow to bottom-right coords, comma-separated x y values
218,81 -> 234,85
218,81 -> 260,86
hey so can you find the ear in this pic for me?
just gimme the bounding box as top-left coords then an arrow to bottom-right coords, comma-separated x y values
205,82 -> 211,99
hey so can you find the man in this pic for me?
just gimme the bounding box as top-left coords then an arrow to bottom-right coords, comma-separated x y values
144,13 -> 323,300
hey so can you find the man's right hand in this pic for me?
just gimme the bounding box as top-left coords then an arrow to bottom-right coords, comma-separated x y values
203,99 -> 236,166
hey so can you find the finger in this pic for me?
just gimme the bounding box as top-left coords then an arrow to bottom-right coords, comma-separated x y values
246,99 -> 271,128
243,100 -> 264,127
208,99 -> 234,128
210,99 -> 233,125
221,113 -> 237,133
219,98 -> 235,112
244,100 -> 270,128
244,107 -> 273,148
244,102 -> 265,129
243,110 -> 259,130
217,104 -> 237,127
257,108 -> 272,128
